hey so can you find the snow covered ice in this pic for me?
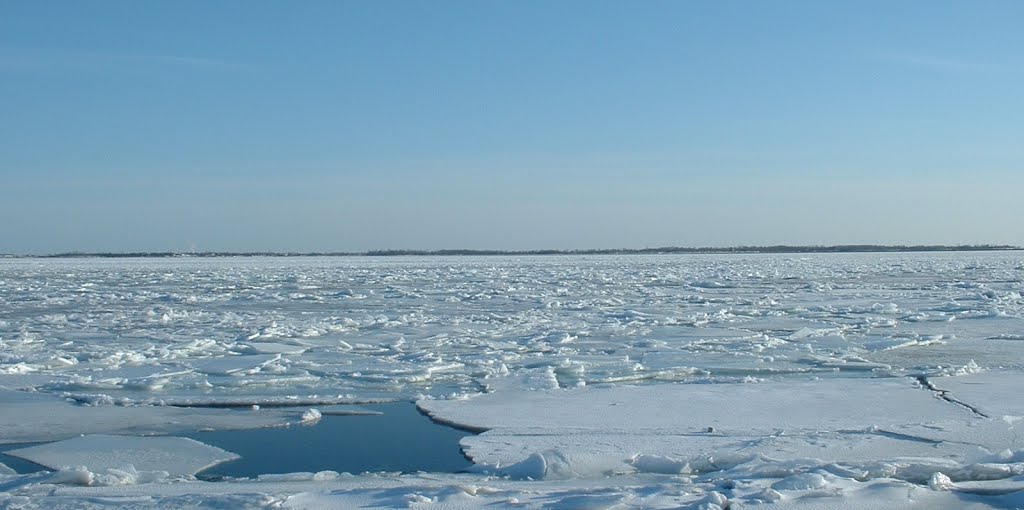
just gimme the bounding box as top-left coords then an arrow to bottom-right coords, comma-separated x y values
7,435 -> 238,479
2,252 -> 1024,508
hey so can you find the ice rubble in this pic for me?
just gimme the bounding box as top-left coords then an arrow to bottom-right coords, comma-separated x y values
7,475 -> 1013,509
3,253 -> 1023,405
2,378 -> 1024,508
1,253 -> 1024,508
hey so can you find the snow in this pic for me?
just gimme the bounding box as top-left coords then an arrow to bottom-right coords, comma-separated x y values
926,370 -> 1024,419
1,252 -> 1024,508
418,373 -> 1024,483
6,435 -> 238,478
23,472 -> 1023,509
194,354 -> 282,376
300,408 -> 322,423
422,375 -> 968,434
0,388 -> 296,444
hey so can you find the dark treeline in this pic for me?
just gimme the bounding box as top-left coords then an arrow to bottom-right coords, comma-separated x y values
10,244 -> 1020,258
365,245 -> 1020,256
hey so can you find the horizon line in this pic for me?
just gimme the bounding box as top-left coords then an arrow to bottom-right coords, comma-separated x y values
2,244 -> 1021,259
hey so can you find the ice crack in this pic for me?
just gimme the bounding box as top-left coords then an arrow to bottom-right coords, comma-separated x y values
839,427 -> 943,445
914,375 -> 989,418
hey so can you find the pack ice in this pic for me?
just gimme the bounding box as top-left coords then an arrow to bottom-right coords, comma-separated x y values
1,252 -> 1023,509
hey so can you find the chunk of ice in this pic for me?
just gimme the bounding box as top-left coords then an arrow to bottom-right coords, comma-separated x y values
6,435 -> 238,477
301,408 -> 322,423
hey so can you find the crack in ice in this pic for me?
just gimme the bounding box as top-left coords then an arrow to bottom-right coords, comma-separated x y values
913,375 -> 990,418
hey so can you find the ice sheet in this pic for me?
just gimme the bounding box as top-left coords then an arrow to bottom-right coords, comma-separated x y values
422,376 -> 970,434
0,388 -> 295,444
927,371 -> 1024,419
419,374 -> 1024,482
6,435 -> 238,477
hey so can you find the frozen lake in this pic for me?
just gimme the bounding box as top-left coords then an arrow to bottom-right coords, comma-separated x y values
1,252 -> 1023,508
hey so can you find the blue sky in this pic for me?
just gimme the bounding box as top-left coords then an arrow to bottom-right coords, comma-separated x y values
2,1 -> 1022,253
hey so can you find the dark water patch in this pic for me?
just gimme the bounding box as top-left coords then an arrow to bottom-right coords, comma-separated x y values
189,402 -> 473,479
161,399 -> 378,409
0,443 -> 51,474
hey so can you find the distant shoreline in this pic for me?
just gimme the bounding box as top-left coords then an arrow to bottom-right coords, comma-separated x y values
2,245 -> 1020,259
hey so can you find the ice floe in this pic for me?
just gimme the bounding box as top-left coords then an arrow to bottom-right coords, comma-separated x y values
418,373 -> 1024,483
0,388 -> 295,443
6,435 -> 238,478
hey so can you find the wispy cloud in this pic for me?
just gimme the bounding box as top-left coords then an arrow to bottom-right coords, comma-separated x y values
876,51 -> 1002,73
0,46 -> 235,73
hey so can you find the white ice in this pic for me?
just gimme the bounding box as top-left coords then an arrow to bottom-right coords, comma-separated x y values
0,388 -> 295,444
419,371 -> 1024,483
1,253 -> 1023,508
6,435 -> 238,479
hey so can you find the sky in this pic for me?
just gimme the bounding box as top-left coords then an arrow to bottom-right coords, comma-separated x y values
1,1 -> 1022,253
